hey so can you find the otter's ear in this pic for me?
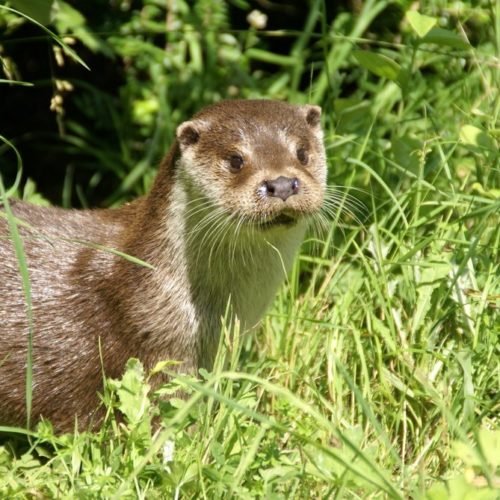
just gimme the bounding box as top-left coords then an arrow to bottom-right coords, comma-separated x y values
177,119 -> 207,148
301,105 -> 322,127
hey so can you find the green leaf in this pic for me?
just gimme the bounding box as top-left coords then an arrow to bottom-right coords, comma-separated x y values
412,261 -> 451,332
447,475 -> 498,499
114,359 -> 151,426
424,481 -> 449,499
22,178 -> 51,206
420,28 -> 470,49
8,0 -> 54,25
353,50 -> 401,81
53,1 -> 113,56
391,135 -> 423,174
470,182 -> 500,199
460,125 -> 496,151
406,11 -> 437,38
451,441 -> 481,467
150,359 -> 182,376
478,429 -> 500,469
53,0 -> 85,29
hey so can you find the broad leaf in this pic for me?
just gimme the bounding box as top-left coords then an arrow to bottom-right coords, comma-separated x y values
460,125 -> 496,151
353,50 -> 400,81
421,27 -> 470,49
406,11 -> 437,38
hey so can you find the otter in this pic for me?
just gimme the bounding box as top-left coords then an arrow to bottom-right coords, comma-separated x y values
0,99 -> 327,431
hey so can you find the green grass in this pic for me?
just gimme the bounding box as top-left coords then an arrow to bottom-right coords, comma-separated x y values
0,0 -> 499,497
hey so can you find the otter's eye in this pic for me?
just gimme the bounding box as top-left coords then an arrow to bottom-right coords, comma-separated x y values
229,154 -> 244,172
297,147 -> 309,165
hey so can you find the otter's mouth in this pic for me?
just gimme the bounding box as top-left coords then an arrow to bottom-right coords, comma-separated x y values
259,213 -> 298,229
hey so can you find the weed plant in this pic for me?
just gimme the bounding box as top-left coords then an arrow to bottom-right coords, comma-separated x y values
0,0 -> 499,497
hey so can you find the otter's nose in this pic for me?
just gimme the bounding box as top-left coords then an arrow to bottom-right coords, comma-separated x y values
262,176 -> 300,201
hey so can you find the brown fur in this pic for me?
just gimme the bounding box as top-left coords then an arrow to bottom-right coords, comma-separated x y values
0,100 -> 327,431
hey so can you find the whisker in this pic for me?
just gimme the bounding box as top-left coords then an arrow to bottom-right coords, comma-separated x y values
324,188 -> 368,214
208,212 -> 237,269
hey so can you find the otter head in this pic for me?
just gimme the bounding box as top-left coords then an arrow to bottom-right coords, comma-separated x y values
176,99 -> 327,230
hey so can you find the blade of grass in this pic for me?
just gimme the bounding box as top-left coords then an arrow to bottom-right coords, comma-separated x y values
0,5 -> 90,70
0,175 -> 34,430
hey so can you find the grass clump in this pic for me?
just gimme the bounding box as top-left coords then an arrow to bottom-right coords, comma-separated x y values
0,0 -> 499,497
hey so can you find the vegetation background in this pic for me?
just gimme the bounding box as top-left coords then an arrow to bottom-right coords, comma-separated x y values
0,0 -> 499,497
